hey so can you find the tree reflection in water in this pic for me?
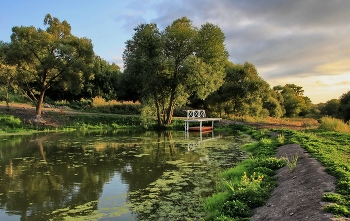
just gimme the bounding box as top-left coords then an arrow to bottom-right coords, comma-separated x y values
0,130 -> 251,220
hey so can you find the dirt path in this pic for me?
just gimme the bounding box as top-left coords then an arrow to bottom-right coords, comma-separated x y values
251,144 -> 337,221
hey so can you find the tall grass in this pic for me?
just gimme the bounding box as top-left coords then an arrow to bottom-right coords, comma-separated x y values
89,96 -> 141,115
319,116 -> 350,133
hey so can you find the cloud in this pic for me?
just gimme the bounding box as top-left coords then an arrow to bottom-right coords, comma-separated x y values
117,0 -> 350,103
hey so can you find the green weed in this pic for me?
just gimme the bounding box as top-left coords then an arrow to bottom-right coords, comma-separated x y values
283,153 -> 299,172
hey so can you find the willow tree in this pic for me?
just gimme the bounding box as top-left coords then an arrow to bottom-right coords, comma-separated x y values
7,14 -> 94,117
123,17 -> 228,128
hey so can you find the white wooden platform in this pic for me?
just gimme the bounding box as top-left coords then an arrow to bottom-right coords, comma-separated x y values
184,110 -> 221,131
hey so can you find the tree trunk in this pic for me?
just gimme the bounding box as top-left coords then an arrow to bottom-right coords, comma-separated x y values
36,90 -> 45,116
5,77 -> 12,111
165,96 -> 175,126
154,94 -> 162,127
5,85 -> 9,111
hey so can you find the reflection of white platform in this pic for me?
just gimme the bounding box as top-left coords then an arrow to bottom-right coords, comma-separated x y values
185,130 -> 221,151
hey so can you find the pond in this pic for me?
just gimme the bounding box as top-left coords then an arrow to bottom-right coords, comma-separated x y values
0,129 -> 252,220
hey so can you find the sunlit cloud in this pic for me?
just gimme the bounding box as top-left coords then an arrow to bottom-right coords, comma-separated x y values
314,59 -> 350,75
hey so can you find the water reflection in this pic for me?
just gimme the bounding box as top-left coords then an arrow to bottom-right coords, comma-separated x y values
0,130 -> 251,220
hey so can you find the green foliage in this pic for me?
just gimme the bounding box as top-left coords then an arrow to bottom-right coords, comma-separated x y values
65,115 -> 142,129
323,193 -> 345,204
282,153 -> 299,172
320,99 -> 341,118
204,192 -> 230,215
319,116 -> 350,133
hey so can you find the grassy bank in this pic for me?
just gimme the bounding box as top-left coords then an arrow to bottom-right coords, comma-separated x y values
0,110 -> 186,134
204,124 -> 287,220
204,124 -> 350,220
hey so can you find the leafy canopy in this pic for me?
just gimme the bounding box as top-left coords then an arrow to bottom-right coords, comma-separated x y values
7,14 -> 94,116
123,17 -> 228,127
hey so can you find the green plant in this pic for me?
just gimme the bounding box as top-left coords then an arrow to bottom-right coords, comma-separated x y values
283,153 -> 299,172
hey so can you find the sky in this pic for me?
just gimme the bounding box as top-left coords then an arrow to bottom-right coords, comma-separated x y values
1,0 -> 350,104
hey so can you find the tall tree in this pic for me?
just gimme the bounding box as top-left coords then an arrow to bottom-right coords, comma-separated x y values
7,14 -> 94,117
205,62 -> 271,117
123,17 -> 228,128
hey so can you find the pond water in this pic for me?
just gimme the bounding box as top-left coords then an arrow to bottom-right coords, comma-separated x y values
0,130 -> 252,220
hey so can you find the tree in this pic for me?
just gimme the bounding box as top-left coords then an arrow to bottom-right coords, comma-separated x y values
339,91 -> 350,122
273,84 -> 312,117
205,62 -> 271,117
123,17 -> 228,128
320,99 -> 340,118
7,14 -> 94,117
